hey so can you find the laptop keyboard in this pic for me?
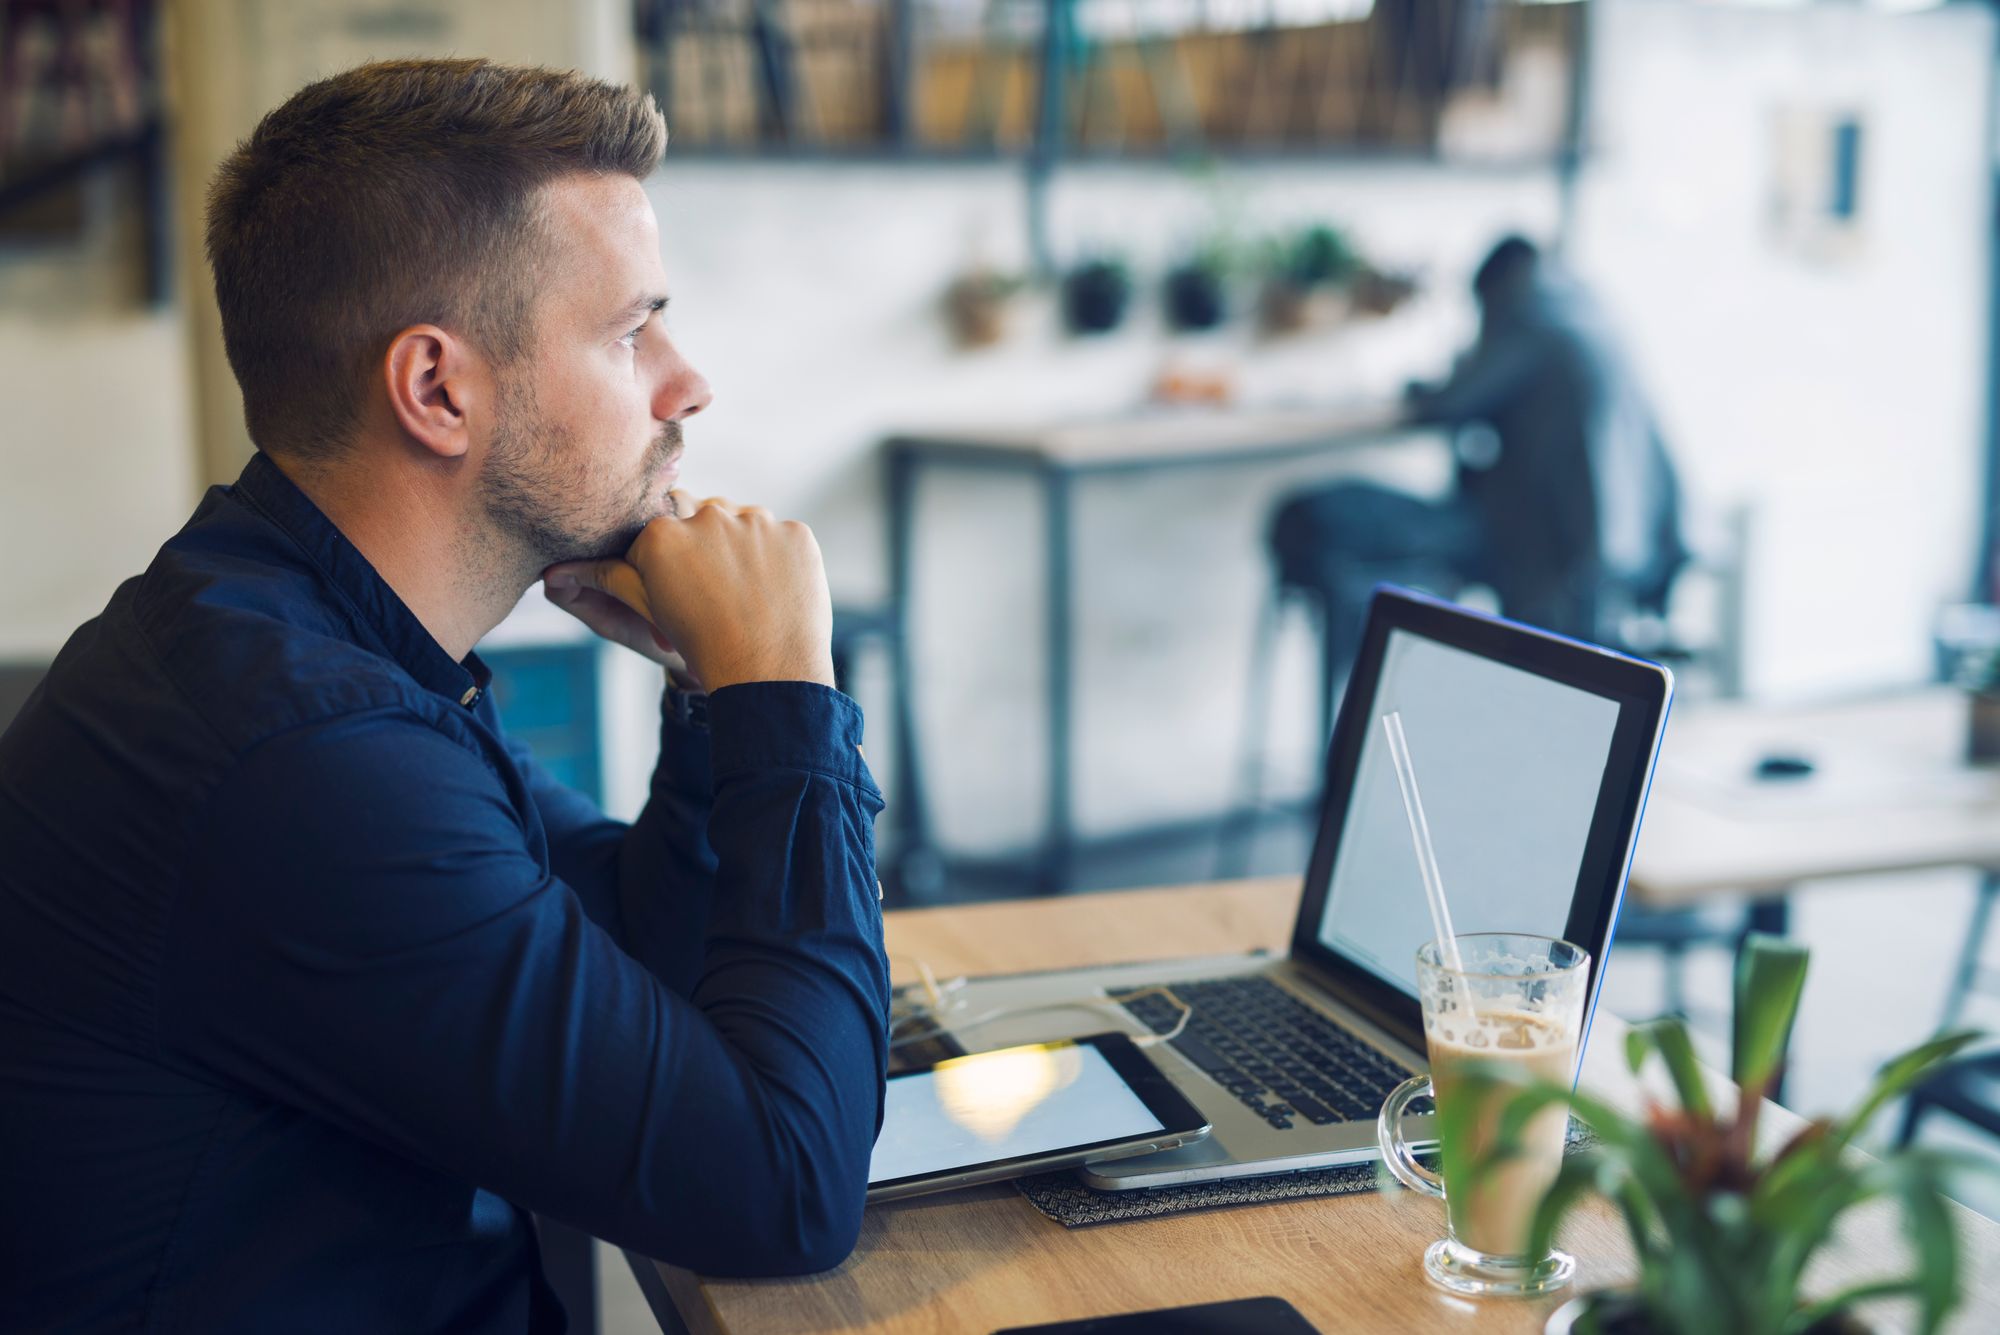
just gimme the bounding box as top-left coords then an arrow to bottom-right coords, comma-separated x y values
1120,976 -> 1417,1132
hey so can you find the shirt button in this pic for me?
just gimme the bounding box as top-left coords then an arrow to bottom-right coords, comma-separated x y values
459,686 -> 480,707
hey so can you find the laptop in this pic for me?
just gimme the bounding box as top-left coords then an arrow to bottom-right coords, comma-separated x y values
927,586 -> 1672,1189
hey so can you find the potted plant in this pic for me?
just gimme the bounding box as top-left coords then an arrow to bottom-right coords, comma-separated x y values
943,268 -> 1025,349
1349,263 -> 1419,317
1060,256 -> 1132,335
1458,935 -> 1985,1335
1258,223 -> 1358,334
1164,243 -> 1231,332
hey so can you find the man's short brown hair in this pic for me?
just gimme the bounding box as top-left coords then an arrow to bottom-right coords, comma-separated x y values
205,58 -> 666,460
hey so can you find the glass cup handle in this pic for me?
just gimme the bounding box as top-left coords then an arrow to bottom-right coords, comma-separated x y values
1377,1073 -> 1444,1199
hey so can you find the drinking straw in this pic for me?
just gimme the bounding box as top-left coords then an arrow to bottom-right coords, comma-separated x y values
1382,711 -> 1467,977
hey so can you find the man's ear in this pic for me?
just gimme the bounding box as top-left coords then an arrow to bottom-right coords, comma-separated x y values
382,325 -> 482,461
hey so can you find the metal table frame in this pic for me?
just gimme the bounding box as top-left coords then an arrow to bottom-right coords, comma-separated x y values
883,409 -> 1422,895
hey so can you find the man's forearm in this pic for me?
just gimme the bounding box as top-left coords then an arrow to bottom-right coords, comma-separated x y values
615,690 -> 721,994
651,680 -> 889,1273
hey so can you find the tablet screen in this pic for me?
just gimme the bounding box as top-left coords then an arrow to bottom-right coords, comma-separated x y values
869,1039 -> 1167,1187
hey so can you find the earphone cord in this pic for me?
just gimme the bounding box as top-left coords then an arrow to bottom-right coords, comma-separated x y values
886,962 -> 1192,1052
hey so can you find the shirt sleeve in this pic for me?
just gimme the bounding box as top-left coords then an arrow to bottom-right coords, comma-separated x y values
497,688 -> 722,998
160,683 -> 889,1276
1407,330 -> 1542,426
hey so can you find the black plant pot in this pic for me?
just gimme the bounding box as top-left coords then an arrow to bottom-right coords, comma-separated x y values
1165,264 -> 1227,331
1061,263 -> 1131,334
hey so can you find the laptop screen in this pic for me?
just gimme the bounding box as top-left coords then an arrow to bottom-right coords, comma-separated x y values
1312,626 -> 1623,998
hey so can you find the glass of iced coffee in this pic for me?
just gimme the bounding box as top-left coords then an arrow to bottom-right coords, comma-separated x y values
1376,933 -> 1589,1298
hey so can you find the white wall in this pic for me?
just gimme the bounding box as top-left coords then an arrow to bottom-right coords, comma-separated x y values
615,2 -> 1997,849
0,172 -> 197,659
632,160 -> 1562,846
1572,0 -> 1993,697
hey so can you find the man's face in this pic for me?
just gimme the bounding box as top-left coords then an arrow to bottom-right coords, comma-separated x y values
478,172 -> 711,567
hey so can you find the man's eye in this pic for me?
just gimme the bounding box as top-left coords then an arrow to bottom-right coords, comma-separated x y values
618,321 -> 646,349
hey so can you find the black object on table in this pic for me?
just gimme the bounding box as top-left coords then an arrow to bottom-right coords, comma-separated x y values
992,1295 -> 1321,1335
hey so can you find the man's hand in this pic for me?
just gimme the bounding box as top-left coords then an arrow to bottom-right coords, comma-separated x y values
543,492 -> 836,692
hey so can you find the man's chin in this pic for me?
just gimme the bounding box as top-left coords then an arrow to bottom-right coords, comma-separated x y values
545,525 -> 645,568
605,514 -> 659,559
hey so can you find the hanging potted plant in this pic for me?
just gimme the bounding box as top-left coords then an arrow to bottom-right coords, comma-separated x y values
1258,223 -> 1358,334
1060,256 -> 1132,335
1459,936 -> 1987,1335
943,268 -> 1025,349
1164,241 -> 1231,332
1349,262 -> 1419,317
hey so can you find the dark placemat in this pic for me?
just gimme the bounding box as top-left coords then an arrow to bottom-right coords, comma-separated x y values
1014,1120 -> 1596,1227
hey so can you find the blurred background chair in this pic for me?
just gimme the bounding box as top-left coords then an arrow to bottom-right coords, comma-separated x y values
1899,872 -> 2000,1149
830,601 -> 932,897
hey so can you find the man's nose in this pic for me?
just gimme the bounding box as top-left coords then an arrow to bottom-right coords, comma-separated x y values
658,356 -> 712,422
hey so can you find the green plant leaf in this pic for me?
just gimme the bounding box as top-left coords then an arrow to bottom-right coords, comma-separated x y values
1733,935 -> 1810,1093
1786,1280 -> 1923,1335
1758,1165 -> 1872,1318
1787,1153 -> 1962,1335
1883,1153 -> 1963,1335
1833,1028 -> 1984,1151
1762,1147 -> 1998,1334
1753,1118 -> 1835,1224
1628,1017 -> 1715,1122
1624,1026 -> 1649,1077
1525,1153 -> 1605,1260
1466,1066 -> 1737,1321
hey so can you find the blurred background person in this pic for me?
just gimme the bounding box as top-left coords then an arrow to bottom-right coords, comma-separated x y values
1268,235 -> 1688,709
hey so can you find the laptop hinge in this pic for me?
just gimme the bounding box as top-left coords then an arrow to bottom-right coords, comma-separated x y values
1277,955 -> 1427,1063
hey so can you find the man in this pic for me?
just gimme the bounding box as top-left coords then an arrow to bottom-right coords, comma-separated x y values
1270,235 -> 1687,703
0,59 -> 889,1332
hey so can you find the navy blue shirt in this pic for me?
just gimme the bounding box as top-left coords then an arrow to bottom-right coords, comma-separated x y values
0,452 -> 890,1332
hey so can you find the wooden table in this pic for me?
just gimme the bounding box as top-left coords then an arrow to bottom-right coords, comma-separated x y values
1626,689 -> 2000,1026
635,878 -> 2000,1334
1630,688 -> 2000,907
881,403 -> 1421,896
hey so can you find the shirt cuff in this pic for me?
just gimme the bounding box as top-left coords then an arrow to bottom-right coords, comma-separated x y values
707,682 -> 880,797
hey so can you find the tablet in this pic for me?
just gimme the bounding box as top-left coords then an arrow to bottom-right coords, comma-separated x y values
866,1032 -> 1212,1202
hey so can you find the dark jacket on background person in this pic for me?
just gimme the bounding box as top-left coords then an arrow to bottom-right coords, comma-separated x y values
1408,273 -> 1688,631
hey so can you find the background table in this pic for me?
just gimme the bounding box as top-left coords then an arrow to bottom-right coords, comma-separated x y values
882,403 -> 1418,896
1628,688 -> 2000,1026
1631,688 -> 2000,906
633,877 -> 2000,1334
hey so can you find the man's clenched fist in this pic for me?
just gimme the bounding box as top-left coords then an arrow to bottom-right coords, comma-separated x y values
543,491 -> 836,692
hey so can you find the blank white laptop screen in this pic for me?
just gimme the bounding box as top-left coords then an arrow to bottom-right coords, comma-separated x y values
1314,627 -> 1622,996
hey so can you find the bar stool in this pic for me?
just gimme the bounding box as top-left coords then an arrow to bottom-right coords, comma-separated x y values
829,603 -> 937,899
1899,872 -> 2000,1147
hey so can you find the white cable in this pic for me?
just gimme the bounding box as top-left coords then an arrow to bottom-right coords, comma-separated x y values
887,970 -> 1193,1052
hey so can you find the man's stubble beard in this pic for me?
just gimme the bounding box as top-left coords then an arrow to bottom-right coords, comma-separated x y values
478,378 -> 683,574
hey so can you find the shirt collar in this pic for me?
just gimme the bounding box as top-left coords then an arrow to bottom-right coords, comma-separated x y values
232,451 -> 492,709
